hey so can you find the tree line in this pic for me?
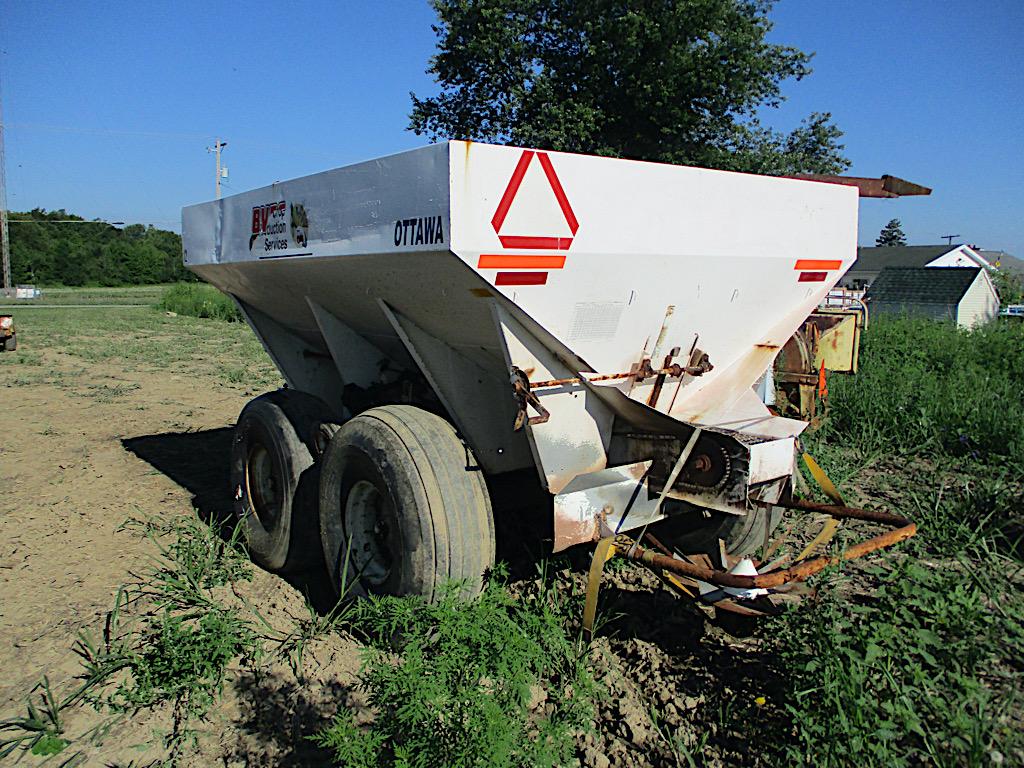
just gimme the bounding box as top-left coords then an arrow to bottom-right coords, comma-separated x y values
7,209 -> 193,286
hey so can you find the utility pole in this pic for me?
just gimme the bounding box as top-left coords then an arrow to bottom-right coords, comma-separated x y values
207,138 -> 227,198
0,65 -> 11,297
941,234 -> 960,246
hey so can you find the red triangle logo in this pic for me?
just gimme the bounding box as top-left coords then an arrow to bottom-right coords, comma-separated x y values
491,150 -> 579,250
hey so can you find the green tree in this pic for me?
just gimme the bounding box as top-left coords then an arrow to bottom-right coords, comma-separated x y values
875,218 -> 908,247
7,209 -> 191,286
990,268 -> 1023,305
410,0 -> 849,174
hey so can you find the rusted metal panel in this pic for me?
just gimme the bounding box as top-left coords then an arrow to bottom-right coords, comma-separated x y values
792,173 -> 932,198
552,461 -> 659,551
813,310 -> 861,373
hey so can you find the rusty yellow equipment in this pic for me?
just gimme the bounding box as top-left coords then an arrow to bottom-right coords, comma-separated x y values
775,307 -> 864,421
0,314 -> 15,351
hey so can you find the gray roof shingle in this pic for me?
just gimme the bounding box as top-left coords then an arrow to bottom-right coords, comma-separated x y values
865,266 -> 980,307
851,245 -> 955,274
979,250 -> 1024,277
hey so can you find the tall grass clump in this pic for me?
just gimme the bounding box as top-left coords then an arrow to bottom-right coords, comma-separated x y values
820,316 -> 1024,464
769,558 -> 1023,768
769,314 -> 1024,767
159,283 -> 242,322
315,570 -> 596,768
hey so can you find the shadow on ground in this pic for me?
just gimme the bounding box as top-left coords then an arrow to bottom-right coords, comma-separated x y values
122,428 -> 235,520
224,671 -> 352,767
121,428 -> 337,611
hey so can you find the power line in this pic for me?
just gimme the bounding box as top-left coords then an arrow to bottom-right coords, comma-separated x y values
2,120 -> 347,162
0,121 -> 211,141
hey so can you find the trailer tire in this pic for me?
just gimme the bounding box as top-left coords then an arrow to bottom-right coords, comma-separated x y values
318,405 -> 494,602
5,334 -> 15,351
657,504 -> 783,558
230,390 -> 340,573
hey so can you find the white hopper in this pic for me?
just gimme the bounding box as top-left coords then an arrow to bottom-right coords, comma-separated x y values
182,141 -> 856,593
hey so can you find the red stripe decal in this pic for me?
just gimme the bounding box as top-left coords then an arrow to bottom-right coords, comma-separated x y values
497,235 -> 573,250
478,254 -> 566,269
536,153 -> 579,235
496,271 -> 548,286
798,271 -> 828,282
794,259 -> 842,270
491,150 -> 534,233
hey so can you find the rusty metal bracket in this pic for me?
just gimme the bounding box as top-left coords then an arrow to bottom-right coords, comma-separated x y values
618,500 -> 916,590
510,366 -> 550,430
527,353 -> 713,392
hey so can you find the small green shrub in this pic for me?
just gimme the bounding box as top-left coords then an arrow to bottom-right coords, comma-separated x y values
159,283 -> 242,322
116,608 -> 257,716
315,572 -> 596,768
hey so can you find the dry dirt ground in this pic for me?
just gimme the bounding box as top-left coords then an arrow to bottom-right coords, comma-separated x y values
0,303 -> 803,767
0,305 -> 369,765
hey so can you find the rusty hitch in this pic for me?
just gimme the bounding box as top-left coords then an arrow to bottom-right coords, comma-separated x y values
619,499 -> 916,590
510,366 -> 550,430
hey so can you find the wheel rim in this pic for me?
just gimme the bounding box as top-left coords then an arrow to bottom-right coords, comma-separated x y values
344,480 -> 394,588
245,442 -> 280,527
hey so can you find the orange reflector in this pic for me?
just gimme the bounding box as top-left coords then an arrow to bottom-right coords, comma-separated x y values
794,259 -> 842,270
478,254 -> 566,269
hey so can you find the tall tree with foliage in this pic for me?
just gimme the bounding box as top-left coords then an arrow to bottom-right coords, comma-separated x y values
8,209 -> 192,286
875,218 -> 908,247
410,0 -> 849,175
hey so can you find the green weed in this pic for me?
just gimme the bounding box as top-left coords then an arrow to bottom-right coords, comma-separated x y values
768,556 -> 1023,767
818,316 -> 1024,465
767,315 -> 1024,766
123,514 -> 253,601
3,514 -> 259,765
314,568 -> 597,768
274,597 -> 357,682
113,608 -> 257,717
0,677 -> 69,758
158,283 -> 242,322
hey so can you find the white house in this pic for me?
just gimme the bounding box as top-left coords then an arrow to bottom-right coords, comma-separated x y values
839,244 -> 991,291
864,267 -> 1000,328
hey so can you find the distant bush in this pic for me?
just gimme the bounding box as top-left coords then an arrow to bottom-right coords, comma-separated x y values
159,283 -> 242,322
820,316 -> 1024,464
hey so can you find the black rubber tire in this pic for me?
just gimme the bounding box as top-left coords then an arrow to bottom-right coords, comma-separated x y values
230,390 -> 340,573
5,334 -> 15,352
656,503 -> 783,558
318,405 -> 494,602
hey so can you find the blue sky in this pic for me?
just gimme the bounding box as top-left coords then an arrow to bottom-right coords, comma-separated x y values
2,0 -> 1022,254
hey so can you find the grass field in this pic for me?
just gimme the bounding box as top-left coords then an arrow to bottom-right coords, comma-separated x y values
0,289 -> 1021,767
0,284 -> 172,306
